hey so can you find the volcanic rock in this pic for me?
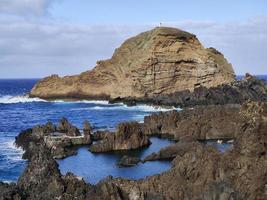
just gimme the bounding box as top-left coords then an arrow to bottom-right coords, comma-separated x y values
143,141 -> 195,162
143,104 -> 241,140
57,117 -> 81,136
125,74 -> 267,107
30,27 -> 235,100
117,155 -> 141,167
90,122 -> 150,152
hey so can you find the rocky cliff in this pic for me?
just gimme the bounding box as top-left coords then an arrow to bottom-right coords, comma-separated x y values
30,27 -> 235,99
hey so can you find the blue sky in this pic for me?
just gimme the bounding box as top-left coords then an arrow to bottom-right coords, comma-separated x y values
0,0 -> 266,78
51,0 -> 267,24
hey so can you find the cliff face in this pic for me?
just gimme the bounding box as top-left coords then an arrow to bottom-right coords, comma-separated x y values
30,27 -> 235,99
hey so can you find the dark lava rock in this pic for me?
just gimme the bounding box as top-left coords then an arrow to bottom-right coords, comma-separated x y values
3,101 -> 266,200
143,141 -> 196,162
57,117 -> 81,136
83,120 -> 92,143
112,101 -> 267,200
89,121 -> 151,152
0,182 -> 21,200
92,130 -> 112,141
114,75 -> 267,108
117,155 -> 141,167
143,104 -> 241,140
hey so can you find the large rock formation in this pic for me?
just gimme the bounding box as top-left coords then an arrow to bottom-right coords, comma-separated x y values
16,119 -> 92,159
30,27 -> 235,99
113,74 -> 267,107
90,122 -> 150,152
143,104 -> 241,140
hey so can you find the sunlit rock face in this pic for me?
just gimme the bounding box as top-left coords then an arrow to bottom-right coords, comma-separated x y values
30,27 -> 235,99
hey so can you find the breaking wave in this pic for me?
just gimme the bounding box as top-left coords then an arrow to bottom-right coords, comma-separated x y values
72,104 -> 180,112
0,95 -> 46,104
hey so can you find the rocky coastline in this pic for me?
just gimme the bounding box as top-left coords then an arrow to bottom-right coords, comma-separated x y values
0,101 -> 266,200
1,27 -> 266,200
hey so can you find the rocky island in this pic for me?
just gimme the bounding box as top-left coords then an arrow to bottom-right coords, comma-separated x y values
1,27 -> 266,200
30,27 -> 235,100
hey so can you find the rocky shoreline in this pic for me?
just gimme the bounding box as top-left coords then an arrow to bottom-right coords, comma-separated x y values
1,27 -> 267,200
110,73 -> 267,107
0,101 -> 266,200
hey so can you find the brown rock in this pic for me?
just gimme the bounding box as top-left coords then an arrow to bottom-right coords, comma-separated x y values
143,104 -> 241,140
90,122 -> 151,152
30,27 -> 235,100
83,120 -> 92,143
57,118 -> 81,136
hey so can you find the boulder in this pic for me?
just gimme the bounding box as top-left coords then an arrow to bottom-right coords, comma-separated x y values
90,122 -> 151,152
117,155 -> 141,168
30,27 -> 235,100
143,142 -> 195,162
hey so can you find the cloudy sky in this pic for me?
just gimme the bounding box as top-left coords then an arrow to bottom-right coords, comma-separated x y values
0,0 -> 266,78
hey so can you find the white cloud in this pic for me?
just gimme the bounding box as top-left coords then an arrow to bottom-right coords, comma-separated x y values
0,0 -> 56,16
0,15 -> 266,78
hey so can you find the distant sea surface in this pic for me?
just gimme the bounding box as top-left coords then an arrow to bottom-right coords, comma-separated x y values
0,75 -> 266,184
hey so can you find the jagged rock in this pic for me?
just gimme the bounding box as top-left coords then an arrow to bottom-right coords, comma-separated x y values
18,142 -> 65,200
143,104 -> 241,140
143,142 -> 195,162
57,117 -> 81,136
30,27 -> 235,100
83,120 -> 92,143
92,130 -> 112,141
43,121 -> 56,133
90,122 -> 151,152
117,155 -> 141,167
16,119 -> 91,159
5,101 -> 266,200
113,101 -> 267,200
122,74 -> 267,107
0,182 -> 21,200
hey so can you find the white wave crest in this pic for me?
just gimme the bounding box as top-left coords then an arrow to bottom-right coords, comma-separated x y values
0,140 -> 24,162
0,95 -> 46,104
72,104 -> 181,112
52,100 -> 113,105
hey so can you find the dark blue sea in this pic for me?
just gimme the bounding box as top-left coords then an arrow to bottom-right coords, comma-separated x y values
0,76 -> 266,184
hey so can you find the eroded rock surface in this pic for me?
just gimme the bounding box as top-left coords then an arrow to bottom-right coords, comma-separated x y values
1,101 -> 266,200
143,104 -> 241,140
90,122 -> 150,152
117,155 -> 141,168
16,118 -> 92,159
120,74 -> 267,107
30,27 -> 235,100
112,101 -> 267,200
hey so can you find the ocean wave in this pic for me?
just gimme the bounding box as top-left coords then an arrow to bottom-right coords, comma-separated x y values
72,104 -> 180,112
0,95 -> 119,105
52,99 -> 113,105
0,95 -> 46,104
0,140 -> 24,162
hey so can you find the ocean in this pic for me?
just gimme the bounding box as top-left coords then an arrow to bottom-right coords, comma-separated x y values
0,76 -> 266,184
0,79 -> 178,184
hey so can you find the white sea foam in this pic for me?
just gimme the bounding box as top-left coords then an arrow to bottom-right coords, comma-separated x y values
0,95 -> 46,104
0,95 -> 116,105
0,140 -> 24,162
72,104 -> 181,112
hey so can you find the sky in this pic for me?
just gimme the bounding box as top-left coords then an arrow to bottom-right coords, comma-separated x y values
0,0 -> 266,78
